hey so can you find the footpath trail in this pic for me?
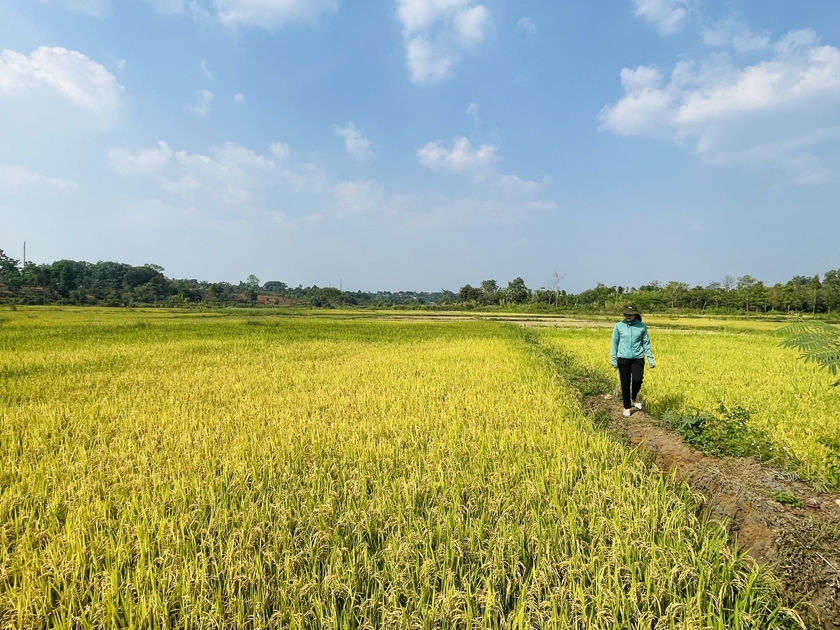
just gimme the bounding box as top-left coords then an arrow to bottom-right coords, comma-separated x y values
586,396 -> 840,629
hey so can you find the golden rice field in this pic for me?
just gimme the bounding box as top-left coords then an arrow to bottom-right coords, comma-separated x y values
0,309 -> 802,628
537,325 -> 840,489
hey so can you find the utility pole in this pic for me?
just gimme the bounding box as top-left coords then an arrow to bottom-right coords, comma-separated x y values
23,241 -> 25,266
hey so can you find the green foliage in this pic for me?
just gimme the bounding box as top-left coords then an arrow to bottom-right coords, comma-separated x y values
772,491 -> 803,508
817,436 -> 840,480
524,332 -> 612,397
779,320 -> 840,386
660,404 -> 785,461
592,410 -> 612,430
505,277 -> 530,304
458,283 -> 482,302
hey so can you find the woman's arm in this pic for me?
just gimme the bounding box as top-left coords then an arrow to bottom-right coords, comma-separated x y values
642,327 -> 655,367
611,324 -> 620,367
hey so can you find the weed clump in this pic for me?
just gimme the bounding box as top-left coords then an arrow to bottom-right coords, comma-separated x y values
772,490 -> 803,508
660,404 -> 793,463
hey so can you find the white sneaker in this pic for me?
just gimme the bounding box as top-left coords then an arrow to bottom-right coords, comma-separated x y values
623,409 -> 632,417
633,400 -> 642,410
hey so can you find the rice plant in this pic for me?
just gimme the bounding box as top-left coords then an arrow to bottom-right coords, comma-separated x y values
0,309 -> 798,628
538,325 -> 840,489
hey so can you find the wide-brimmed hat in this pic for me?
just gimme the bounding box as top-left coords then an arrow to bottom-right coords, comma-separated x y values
621,304 -> 641,316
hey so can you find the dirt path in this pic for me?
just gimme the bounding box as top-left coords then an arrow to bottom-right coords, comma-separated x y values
586,396 -> 840,629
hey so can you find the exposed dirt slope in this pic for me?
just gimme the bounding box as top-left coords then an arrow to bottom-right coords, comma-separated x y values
586,396 -> 840,630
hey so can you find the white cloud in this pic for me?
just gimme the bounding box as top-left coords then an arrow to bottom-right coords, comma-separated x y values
109,141 -> 174,175
0,46 -> 123,126
397,0 -> 490,84
57,0 -> 185,16
600,29 -> 840,181
631,0 -> 692,36
189,0 -> 212,21
0,165 -> 76,193
187,89 -> 214,115
57,0 -> 335,27
110,140 -> 322,205
404,37 -> 454,85
334,122 -> 373,160
146,0 -> 186,14
63,0 -> 109,16
109,138 -> 553,232
211,0 -> 338,28
333,179 -> 385,214
127,198 -> 205,230
620,65 -> 663,92
494,174 -> 547,196
271,210 -> 324,227
270,142 -> 289,158
160,142 -> 276,202
417,137 -> 498,172
517,16 -> 536,38
466,101 -> 480,123
417,136 -> 547,197
200,59 -> 213,79
701,18 -> 770,53
329,177 -> 552,228
234,92 -> 245,103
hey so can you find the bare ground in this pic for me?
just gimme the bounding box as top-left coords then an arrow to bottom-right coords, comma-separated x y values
586,396 -> 840,629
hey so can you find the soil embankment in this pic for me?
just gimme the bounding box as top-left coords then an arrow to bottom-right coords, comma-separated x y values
587,396 -> 840,629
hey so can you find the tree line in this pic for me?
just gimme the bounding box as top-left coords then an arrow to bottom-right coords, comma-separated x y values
0,251 -> 454,308
1,249 -> 839,314
460,273 -> 840,314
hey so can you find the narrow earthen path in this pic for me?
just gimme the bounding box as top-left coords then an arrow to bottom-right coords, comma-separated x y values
586,396 -> 840,629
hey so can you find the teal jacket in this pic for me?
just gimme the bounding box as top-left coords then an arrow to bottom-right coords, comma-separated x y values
611,319 -> 655,367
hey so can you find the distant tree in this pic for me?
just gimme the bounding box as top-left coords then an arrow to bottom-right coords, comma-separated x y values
737,275 -> 757,311
751,281 -> 768,313
123,265 -> 162,290
51,260 -> 79,297
664,281 -> 689,308
505,277 -> 530,304
262,281 -> 288,294
722,275 -> 735,292
0,249 -> 21,290
808,275 -> 822,314
459,284 -> 482,302
246,274 -> 260,288
549,271 -> 565,307
638,281 -> 662,292
822,270 -> 840,313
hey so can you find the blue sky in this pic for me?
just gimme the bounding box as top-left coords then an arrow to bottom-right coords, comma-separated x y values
1,0 -> 840,292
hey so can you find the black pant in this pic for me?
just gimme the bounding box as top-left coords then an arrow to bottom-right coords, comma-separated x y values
617,358 -> 645,409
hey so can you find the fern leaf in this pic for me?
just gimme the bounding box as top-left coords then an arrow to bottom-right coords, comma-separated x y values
779,321 -> 840,384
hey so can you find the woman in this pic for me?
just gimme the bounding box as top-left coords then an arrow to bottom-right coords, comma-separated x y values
611,304 -> 655,417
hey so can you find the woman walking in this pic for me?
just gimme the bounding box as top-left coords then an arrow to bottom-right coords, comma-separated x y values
611,304 -> 655,417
